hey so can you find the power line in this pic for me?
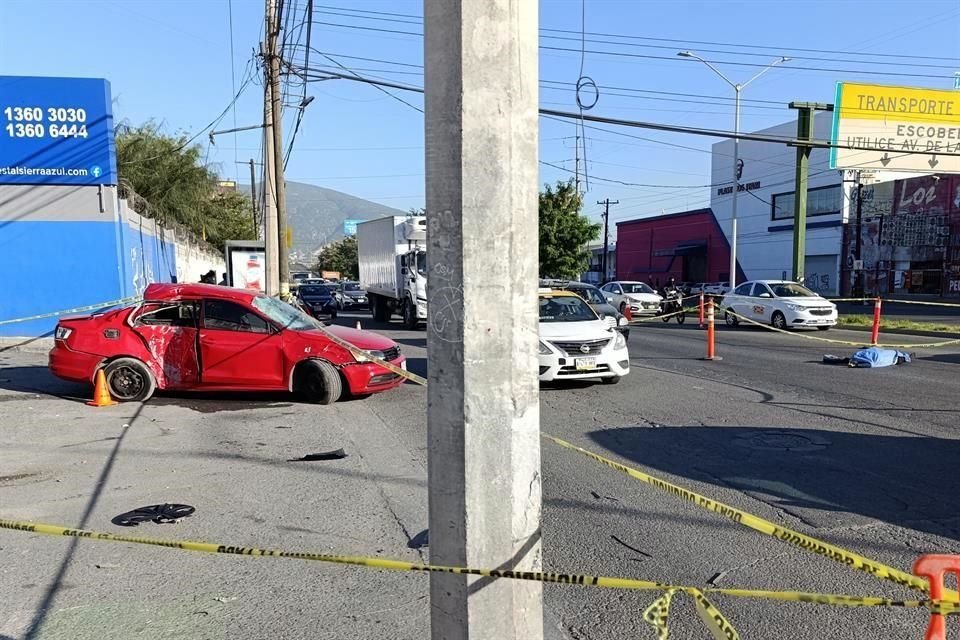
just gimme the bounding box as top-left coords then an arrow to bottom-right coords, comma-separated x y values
311,4 -> 959,63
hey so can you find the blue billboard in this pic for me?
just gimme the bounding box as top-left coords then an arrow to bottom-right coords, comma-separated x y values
343,218 -> 365,236
0,76 -> 116,186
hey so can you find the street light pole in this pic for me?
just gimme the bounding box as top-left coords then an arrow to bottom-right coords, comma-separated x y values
677,51 -> 789,289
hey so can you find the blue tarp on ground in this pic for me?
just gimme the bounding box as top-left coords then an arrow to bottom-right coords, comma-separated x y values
849,347 -> 911,368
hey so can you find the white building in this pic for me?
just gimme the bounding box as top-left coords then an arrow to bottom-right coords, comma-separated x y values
710,116 -> 918,296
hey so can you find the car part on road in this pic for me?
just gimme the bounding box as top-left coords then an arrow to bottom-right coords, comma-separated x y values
103,358 -> 156,402
408,529 -> 429,549
296,359 -> 342,404
111,503 -> 195,526
288,448 -> 348,461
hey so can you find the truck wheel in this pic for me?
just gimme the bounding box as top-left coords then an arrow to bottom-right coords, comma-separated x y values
402,298 -> 419,330
296,360 -> 342,405
103,358 -> 156,402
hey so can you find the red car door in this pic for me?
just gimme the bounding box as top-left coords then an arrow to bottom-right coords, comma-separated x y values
198,299 -> 285,388
131,302 -> 200,389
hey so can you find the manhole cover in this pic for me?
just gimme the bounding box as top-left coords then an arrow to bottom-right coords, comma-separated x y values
732,430 -> 830,453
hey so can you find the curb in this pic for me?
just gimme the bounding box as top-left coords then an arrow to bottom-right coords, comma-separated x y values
835,325 -> 960,340
0,337 -> 54,354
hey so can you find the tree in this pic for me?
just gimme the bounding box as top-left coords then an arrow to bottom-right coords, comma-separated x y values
316,235 -> 359,280
115,121 -> 255,251
539,180 -> 600,279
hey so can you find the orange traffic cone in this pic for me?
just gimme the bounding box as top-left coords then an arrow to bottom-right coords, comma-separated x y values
356,320 -> 362,330
87,369 -> 118,407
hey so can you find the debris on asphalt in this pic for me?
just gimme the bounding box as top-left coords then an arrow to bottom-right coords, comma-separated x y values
610,534 -> 652,558
408,529 -> 429,549
213,596 -> 237,604
288,448 -> 347,461
111,503 -> 196,527
95,562 -> 121,569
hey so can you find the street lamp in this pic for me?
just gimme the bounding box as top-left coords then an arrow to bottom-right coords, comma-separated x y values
677,51 -> 790,289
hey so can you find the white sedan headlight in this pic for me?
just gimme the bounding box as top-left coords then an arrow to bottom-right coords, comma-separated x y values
538,340 -> 552,355
618,316 -> 628,326
613,332 -> 626,349
784,303 -> 806,312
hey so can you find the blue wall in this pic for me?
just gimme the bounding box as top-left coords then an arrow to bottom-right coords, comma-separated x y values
0,212 -> 178,338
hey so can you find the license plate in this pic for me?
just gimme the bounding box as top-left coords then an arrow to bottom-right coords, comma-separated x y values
575,357 -> 597,371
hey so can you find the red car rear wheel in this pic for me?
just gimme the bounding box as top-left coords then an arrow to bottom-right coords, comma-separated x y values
104,358 -> 156,402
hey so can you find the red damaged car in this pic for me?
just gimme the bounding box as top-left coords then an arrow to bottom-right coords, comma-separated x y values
49,283 -> 406,404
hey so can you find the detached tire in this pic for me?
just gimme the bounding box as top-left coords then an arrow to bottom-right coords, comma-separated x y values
297,360 -> 342,405
103,358 -> 156,402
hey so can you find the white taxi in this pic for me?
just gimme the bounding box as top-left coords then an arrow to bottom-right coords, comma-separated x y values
720,280 -> 838,330
538,290 -> 630,384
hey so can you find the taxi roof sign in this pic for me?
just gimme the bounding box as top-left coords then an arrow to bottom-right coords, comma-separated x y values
830,82 -> 960,174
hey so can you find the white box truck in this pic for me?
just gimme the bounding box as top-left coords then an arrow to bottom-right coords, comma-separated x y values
357,215 -> 427,329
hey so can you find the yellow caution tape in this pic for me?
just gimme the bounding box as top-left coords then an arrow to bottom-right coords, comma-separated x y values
883,298 -> 960,308
0,296 -> 143,326
542,434 -> 958,600
3,517 -> 960,640
722,308 -> 960,349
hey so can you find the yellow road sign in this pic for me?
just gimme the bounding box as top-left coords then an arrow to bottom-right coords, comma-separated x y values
830,82 -> 960,173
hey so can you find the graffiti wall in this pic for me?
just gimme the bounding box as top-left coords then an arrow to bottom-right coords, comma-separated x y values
843,174 -> 960,297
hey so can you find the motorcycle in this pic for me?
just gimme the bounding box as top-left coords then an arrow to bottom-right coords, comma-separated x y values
658,288 -> 686,324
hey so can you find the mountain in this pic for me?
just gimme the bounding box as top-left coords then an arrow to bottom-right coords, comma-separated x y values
243,182 -> 406,259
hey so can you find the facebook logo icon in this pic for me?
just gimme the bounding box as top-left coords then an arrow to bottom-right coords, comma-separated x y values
89,165 -> 102,178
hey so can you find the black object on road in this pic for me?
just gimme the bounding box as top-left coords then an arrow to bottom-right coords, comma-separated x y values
112,503 -> 195,527
288,448 -> 347,462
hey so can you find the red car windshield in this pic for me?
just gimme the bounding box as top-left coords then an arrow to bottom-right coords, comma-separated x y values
252,295 -> 322,331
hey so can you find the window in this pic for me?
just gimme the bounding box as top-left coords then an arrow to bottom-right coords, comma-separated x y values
753,283 -> 773,297
566,285 -> 605,305
622,283 -> 656,295
770,282 -> 816,297
771,185 -> 842,221
135,303 -> 197,328
203,299 -> 271,334
732,283 -> 753,296
538,296 -> 598,323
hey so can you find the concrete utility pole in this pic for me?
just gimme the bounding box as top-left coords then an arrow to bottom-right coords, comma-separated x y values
424,1 -> 543,639
598,198 -> 618,281
266,0 -> 291,295
788,102 -> 833,283
261,34 -> 280,296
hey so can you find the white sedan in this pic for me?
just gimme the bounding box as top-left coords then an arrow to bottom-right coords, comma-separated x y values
599,281 -> 663,316
720,280 -> 838,330
538,290 -> 629,384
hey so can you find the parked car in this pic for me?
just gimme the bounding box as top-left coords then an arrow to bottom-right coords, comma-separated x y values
334,281 -> 368,310
49,283 -> 406,404
540,280 -> 630,338
703,282 -> 731,296
599,281 -> 663,316
719,280 -> 837,331
296,284 -> 338,320
538,290 -> 629,384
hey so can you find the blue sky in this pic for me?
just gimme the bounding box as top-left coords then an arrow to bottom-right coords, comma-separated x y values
2,0 -> 958,231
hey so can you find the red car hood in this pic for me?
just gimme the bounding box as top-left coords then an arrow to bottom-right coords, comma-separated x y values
312,325 -> 396,351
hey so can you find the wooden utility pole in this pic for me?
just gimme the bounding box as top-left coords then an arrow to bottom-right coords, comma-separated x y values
248,159 -> 259,239
598,198 -> 618,281
261,31 -> 280,295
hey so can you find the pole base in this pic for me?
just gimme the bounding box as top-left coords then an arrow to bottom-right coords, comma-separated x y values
700,356 -> 723,361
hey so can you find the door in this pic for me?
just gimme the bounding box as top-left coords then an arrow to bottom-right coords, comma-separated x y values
199,299 -> 285,388
749,283 -> 774,322
132,302 -> 200,389
725,282 -> 755,320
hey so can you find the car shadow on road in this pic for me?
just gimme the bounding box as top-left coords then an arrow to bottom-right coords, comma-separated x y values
586,425 -> 960,542
0,365 -> 89,403
922,353 -> 960,365
394,337 -> 427,349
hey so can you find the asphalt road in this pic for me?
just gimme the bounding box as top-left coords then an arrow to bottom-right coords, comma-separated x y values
2,313 -> 959,639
